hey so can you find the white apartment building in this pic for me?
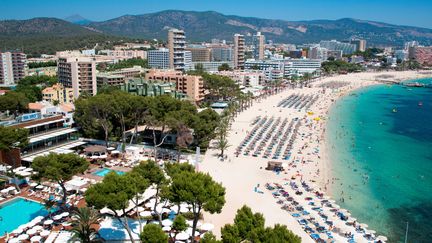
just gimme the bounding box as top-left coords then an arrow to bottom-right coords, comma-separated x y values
168,29 -> 186,71
252,32 -> 265,60
215,70 -> 265,87
57,56 -> 97,99
0,51 -> 27,85
320,40 -> 357,55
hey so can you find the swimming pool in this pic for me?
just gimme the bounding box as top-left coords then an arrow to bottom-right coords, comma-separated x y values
0,197 -> 49,233
93,168 -> 125,177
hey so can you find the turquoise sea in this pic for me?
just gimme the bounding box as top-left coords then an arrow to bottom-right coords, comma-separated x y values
326,78 -> 432,242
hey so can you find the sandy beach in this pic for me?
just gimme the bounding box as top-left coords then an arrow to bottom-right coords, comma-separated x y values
200,70 -> 431,242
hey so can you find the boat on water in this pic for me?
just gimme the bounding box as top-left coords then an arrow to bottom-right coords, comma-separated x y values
418,102 -> 423,106
392,108 -> 398,113
405,82 -> 425,88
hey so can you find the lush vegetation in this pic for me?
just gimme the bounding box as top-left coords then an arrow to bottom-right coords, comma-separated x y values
221,205 -> 301,243
321,60 -> 364,74
0,75 -> 58,110
97,58 -> 149,71
31,153 -> 90,208
0,91 -> 30,113
28,61 -> 57,69
85,161 -> 226,243
74,90 -> 220,149
71,207 -> 101,243
218,63 -> 232,71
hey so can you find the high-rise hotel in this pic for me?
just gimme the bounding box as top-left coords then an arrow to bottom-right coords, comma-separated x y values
234,34 -> 245,69
253,32 -> 265,60
57,56 -> 97,99
168,29 -> 186,71
0,51 -> 27,86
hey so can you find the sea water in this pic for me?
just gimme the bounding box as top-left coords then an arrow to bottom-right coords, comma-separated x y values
326,78 -> 432,242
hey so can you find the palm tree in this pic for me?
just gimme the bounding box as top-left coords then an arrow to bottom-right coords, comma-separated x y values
71,207 -> 101,243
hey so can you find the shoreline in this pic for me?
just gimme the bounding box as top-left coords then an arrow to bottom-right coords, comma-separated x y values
200,70 -> 431,242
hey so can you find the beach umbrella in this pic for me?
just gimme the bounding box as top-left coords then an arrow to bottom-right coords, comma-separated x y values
11,228 -> 23,234
32,216 -> 44,224
162,226 -> 172,232
62,222 -> 72,227
179,205 -> 189,213
26,221 -> 37,228
187,227 -> 200,236
26,228 -> 37,235
33,225 -> 43,231
53,215 -> 62,221
61,212 -> 70,217
17,234 -> 30,241
176,232 -> 189,241
40,230 -> 50,237
43,220 -> 53,225
368,230 -> 376,234
29,182 -> 38,187
162,219 -> 173,227
30,235 -> 42,242
8,238 -> 19,243
137,206 -> 145,212
139,211 -> 152,217
200,223 -> 215,231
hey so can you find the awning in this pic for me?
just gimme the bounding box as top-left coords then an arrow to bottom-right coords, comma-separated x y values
29,128 -> 78,144
24,119 -> 65,129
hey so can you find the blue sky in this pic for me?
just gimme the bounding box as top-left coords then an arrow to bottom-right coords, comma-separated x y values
2,0 -> 432,28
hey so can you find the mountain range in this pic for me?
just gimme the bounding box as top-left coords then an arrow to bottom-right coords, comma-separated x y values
87,10 -> 432,46
1,10 -> 432,55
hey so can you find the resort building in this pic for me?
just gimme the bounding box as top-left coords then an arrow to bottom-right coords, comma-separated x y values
96,73 -> 126,87
42,83 -> 74,104
350,39 -> 367,52
308,46 -> 328,61
0,104 -> 83,166
245,58 -> 321,78
57,56 -> 97,98
0,51 -> 27,86
168,29 -> 186,71
412,46 -> 432,66
120,78 -> 187,99
148,48 -> 170,69
234,34 -> 245,69
185,45 -> 211,62
145,69 -> 205,103
109,66 -> 145,78
99,49 -> 147,59
252,32 -> 265,60
320,40 -> 357,55
210,46 -> 233,62
215,70 -> 265,87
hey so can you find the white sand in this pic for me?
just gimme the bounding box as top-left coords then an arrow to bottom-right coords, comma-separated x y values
200,70 -> 431,242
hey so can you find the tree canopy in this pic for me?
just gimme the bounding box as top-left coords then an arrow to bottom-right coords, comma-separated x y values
98,58 -> 149,72
139,224 -> 168,243
221,205 -> 301,243
74,91 -> 220,149
32,153 -> 89,206
0,91 -> 30,113
0,126 -> 29,152
321,60 -> 364,74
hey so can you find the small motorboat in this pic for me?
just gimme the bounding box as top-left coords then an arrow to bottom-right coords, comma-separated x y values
392,108 -> 398,113
418,101 -> 423,106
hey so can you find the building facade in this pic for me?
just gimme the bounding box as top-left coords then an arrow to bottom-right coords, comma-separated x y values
216,70 -> 265,87
42,83 -> 74,104
252,32 -> 265,60
57,56 -> 97,98
320,40 -> 357,55
96,73 -> 126,87
234,34 -> 245,69
191,61 -> 234,72
168,29 -> 186,71
145,69 -> 205,103
0,51 -> 27,86
350,39 -> 367,52
413,46 -> 432,66
185,45 -> 211,62
120,78 -> 186,99
211,46 -> 233,62
148,48 -> 170,69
